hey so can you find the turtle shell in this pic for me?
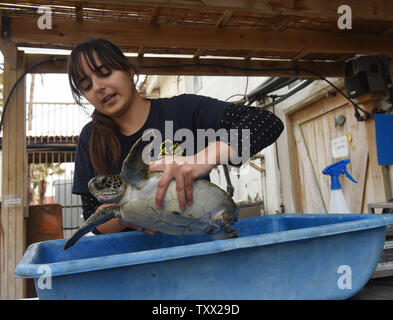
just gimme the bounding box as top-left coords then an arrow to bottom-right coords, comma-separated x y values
119,172 -> 238,236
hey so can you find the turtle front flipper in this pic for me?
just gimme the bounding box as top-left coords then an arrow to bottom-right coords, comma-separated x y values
121,130 -> 156,188
63,206 -> 121,250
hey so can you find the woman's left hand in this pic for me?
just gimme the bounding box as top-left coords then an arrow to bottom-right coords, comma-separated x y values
149,155 -> 216,212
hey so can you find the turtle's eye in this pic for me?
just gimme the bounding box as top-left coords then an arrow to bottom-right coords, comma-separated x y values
95,176 -> 109,189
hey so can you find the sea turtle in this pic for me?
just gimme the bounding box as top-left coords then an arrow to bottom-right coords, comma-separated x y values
64,131 -> 240,250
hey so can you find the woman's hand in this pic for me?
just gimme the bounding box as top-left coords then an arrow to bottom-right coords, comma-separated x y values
149,141 -> 235,211
149,156 -> 215,211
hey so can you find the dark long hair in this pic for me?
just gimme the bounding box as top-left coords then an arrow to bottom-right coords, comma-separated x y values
68,38 -> 137,175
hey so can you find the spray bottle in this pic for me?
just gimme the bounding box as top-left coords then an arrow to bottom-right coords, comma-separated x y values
322,159 -> 357,213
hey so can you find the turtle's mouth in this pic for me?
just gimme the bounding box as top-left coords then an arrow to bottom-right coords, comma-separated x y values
95,190 -> 122,202
88,175 -> 126,203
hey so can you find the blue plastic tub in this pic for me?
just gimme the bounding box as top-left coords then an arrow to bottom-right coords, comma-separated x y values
14,214 -> 393,300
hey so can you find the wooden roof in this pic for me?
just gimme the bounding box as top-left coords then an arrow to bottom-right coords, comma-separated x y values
2,0 -> 393,77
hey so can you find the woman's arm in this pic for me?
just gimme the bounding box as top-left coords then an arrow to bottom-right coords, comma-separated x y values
149,103 -> 284,211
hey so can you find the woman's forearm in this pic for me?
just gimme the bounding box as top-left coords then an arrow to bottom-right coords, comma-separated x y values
96,218 -> 128,234
195,140 -> 237,166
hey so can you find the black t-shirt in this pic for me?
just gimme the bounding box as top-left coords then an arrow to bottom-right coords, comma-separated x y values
72,94 -> 229,195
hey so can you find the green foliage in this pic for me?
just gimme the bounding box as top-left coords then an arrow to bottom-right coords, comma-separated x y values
29,163 -> 65,204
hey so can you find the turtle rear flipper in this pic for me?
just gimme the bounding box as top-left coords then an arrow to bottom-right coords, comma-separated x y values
121,130 -> 156,188
63,206 -> 120,250
208,204 -> 241,240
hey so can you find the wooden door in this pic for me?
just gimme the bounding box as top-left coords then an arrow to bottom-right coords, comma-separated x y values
287,92 -> 390,213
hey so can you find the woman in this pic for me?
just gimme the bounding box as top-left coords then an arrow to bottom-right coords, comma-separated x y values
69,38 -> 284,235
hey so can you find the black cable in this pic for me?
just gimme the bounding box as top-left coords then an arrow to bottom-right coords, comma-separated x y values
0,56 -> 68,133
262,80 -> 314,109
295,67 -> 371,121
246,77 -> 299,106
222,164 -> 234,197
244,76 -> 249,101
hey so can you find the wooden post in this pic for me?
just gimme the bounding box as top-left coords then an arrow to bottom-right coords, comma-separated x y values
0,42 -> 27,300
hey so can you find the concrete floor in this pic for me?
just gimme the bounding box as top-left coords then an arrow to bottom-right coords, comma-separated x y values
351,276 -> 393,299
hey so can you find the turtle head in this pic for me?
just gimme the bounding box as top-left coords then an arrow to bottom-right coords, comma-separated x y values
88,175 -> 127,203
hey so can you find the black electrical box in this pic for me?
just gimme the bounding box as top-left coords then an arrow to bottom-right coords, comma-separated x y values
344,55 -> 390,99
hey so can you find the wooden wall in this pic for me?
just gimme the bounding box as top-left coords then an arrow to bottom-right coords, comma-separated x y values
286,90 -> 391,213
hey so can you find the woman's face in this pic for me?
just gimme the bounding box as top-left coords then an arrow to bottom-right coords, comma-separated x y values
77,52 -> 135,118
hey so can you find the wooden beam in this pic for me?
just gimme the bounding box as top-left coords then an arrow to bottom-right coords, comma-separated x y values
15,0 -> 393,21
24,54 -> 345,77
10,16 -> 393,55
0,44 -> 27,300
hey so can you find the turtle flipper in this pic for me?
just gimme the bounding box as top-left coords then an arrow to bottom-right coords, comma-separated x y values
230,202 -> 242,224
63,206 -> 120,250
121,130 -> 156,188
209,203 -> 242,240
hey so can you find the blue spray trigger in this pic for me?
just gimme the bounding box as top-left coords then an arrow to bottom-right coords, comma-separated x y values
322,159 -> 357,190
343,167 -> 357,184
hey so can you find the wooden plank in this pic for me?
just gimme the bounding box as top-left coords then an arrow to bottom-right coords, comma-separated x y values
8,57 -> 17,299
300,122 -> 317,213
293,125 -> 326,213
10,16 -> 393,55
15,51 -> 26,297
0,45 -> 26,299
285,115 -> 302,213
295,133 -> 306,212
215,10 -> 234,27
314,116 -> 330,210
343,104 -> 369,213
23,0 -> 393,21
24,54 -> 344,77
291,91 -> 347,127
0,44 -> 11,299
